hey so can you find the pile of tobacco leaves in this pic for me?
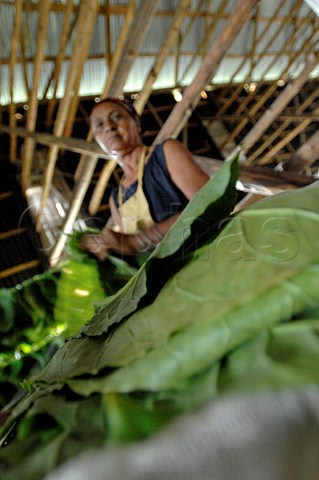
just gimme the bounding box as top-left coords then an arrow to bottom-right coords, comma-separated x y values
1,152 -> 319,480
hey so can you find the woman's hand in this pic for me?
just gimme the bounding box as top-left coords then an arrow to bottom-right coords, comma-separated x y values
79,225 -> 163,260
79,231 -> 112,261
79,213 -> 181,260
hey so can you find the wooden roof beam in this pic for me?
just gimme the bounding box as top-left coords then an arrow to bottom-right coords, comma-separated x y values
155,0 -> 259,143
177,0 -> 229,88
217,0 -> 288,102
2,124 -> 314,196
220,9 -> 317,151
106,0 -> 161,98
134,0 -> 192,115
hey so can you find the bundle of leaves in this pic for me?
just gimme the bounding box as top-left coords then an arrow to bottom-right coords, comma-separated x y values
0,232 -> 137,412
1,154 -> 319,480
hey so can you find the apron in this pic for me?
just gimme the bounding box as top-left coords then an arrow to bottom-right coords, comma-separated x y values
117,146 -> 155,234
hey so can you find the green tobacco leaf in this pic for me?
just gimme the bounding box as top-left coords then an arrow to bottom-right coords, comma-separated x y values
53,257 -> 106,339
66,264 -> 319,395
0,393 -> 107,480
0,289 -> 15,333
76,152 -> 239,338
218,315 -> 319,394
104,392 -> 179,444
33,182 -> 319,386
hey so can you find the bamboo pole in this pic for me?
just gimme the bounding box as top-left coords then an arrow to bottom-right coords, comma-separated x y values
283,127 -> 319,172
155,0 -> 259,144
101,0 -> 136,98
240,53 -> 319,159
219,2 -> 312,150
44,0 -> 75,127
177,0 -> 228,88
88,160 -> 117,215
84,0 -> 161,215
257,107 -> 319,166
247,83 -> 319,165
36,0 -> 100,231
20,4 -> 31,100
9,0 -> 23,164
0,260 -> 40,280
73,0 -> 135,186
217,0 -> 290,102
0,125 -> 113,159
21,0 -> 51,193
1,124 -> 314,197
134,0 -> 192,115
107,0 -> 162,98
49,155 -> 99,267
220,10 -> 318,152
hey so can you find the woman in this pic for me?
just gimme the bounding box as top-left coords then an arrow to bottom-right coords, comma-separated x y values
80,97 -> 209,260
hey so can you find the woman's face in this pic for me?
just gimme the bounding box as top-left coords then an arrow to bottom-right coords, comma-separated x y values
90,101 -> 142,158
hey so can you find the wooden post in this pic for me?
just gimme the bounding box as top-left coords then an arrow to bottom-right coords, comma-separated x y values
88,160 -> 117,214
21,0 -> 51,192
155,0 -> 259,144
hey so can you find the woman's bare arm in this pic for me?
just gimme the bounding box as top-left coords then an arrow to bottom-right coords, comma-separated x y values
163,138 -> 209,199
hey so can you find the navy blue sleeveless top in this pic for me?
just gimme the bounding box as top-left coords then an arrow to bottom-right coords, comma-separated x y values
111,143 -> 188,222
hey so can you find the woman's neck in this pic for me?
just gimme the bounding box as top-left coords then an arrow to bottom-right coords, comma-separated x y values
120,145 -> 145,185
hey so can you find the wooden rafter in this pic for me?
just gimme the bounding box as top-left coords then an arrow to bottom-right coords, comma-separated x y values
9,0 -> 23,164
246,83 -> 319,165
21,0 -> 51,193
134,0 -> 193,115
240,53 -> 319,162
177,0 -> 229,87
1,124 -> 314,197
219,1 -> 312,151
220,9 -> 318,153
43,0 -> 75,127
155,0 -> 259,143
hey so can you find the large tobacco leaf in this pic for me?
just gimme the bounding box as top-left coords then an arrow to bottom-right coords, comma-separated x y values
32,181 -> 319,385
66,264 -> 319,395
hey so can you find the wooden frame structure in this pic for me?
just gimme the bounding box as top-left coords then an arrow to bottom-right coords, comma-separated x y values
1,0 -> 319,276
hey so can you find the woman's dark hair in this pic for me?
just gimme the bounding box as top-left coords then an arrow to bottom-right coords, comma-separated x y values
90,97 -> 141,128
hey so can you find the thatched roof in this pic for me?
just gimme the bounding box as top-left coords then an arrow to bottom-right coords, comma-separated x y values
1,0 -> 319,285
